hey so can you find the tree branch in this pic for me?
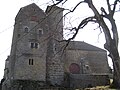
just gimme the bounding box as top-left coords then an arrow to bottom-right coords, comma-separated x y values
51,0 -> 63,6
86,0 -> 112,51
107,0 -> 112,14
101,7 -> 108,16
112,0 -> 118,16
109,17 -> 119,47
64,16 -> 96,42
62,0 -> 68,5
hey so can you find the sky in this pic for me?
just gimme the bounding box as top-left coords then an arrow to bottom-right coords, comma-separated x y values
0,0 -> 120,80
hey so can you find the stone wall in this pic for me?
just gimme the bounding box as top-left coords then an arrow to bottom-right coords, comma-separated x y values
2,3 -> 111,90
65,49 -> 109,74
2,80 -> 67,90
69,74 -> 110,88
8,3 -> 49,81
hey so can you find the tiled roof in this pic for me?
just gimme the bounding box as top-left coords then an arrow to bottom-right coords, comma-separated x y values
67,41 -> 106,52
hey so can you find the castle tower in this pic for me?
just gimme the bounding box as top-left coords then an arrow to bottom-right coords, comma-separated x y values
2,4 -> 50,90
2,3 -> 64,90
9,3 -> 49,81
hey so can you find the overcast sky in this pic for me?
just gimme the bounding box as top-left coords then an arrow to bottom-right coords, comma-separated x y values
0,0 -> 120,80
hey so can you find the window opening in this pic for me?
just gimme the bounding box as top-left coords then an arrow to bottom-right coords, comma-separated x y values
31,43 -> 34,48
18,34 -> 20,38
29,59 -> 33,65
24,26 -> 29,33
30,42 -> 39,49
38,29 -> 43,37
53,43 -> 57,53
35,43 -> 39,48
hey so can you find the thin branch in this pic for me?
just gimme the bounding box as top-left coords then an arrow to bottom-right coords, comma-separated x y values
62,0 -> 68,5
51,0 -> 55,4
63,1 -> 84,17
107,0 -> 112,14
86,0 -> 112,50
101,7 -> 108,16
70,1 -> 85,12
56,16 -> 96,54
61,16 -> 96,42
100,7 -> 110,20
97,26 -> 102,42
112,0 -> 118,16
51,0 -> 63,6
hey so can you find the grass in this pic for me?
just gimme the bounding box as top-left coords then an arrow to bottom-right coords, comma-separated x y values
75,79 -> 117,90
75,86 -> 117,90
84,86 -> 116,90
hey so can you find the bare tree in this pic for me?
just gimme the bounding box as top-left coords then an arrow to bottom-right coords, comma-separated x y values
51,0 -> 120,88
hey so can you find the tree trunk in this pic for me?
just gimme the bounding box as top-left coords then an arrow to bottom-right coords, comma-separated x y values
86,0 -> 120,88
112,58 -> 120,88
109,41 -> 120,88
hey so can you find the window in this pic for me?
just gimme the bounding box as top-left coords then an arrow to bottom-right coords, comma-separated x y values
35,43 -> 39,48
29,59 -> 33,65
31,43 -> 34,48
53,43 -> 57,53
18,34 -> 20,38
38,29 -> 43,37
24,26 -> 29,33
30,42 -> 39,49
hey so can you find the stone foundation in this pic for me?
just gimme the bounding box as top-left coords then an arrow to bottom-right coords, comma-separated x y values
69,74 -> 110,88
2,80 -> 70,90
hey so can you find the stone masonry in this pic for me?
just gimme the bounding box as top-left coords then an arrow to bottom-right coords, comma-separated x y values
1,3 -> 110,90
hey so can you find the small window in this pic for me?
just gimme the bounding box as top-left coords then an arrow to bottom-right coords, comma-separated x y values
35,43 -> 39,48
29,59 -> 33,65
53,43 -> 57,52
18,34 -> 20,38
38,29 -> 43,37
30,42 -> 39,49
31,43 -> 34,48
24,26 -> 29,33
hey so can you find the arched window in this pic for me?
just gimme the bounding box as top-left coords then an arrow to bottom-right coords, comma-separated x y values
24,26 -> 29,33
69,63 -> 80,74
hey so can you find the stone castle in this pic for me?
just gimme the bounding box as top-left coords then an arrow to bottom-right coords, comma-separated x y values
1,3 -> 110,90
